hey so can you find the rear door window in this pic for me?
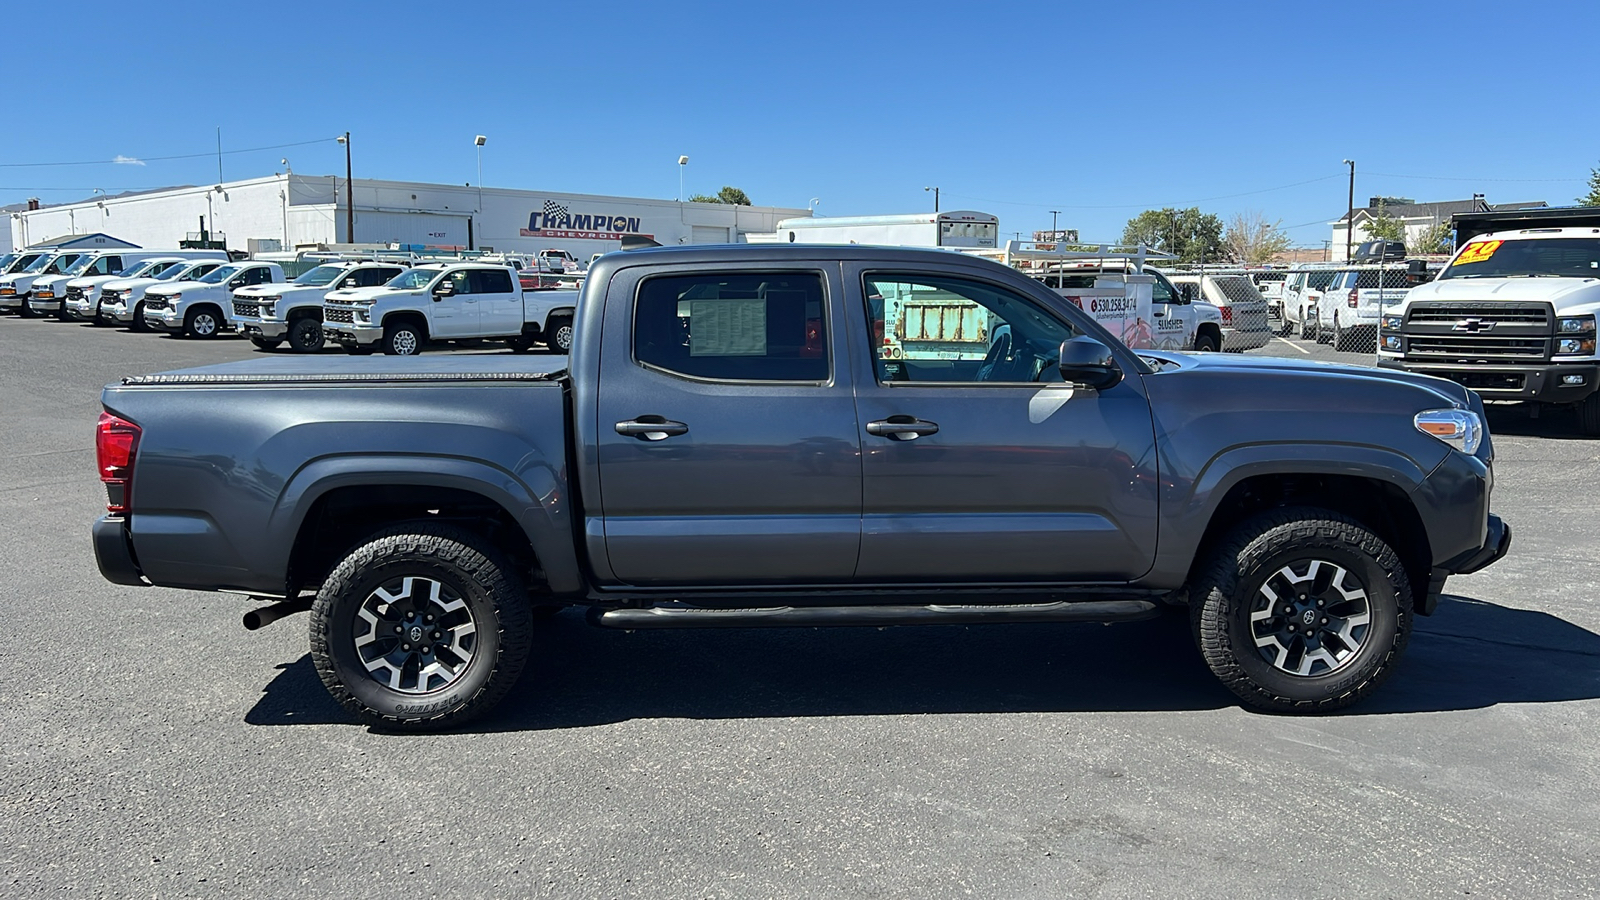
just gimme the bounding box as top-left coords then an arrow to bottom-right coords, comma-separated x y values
634,272 -> 828,382
469,268 -> 515,294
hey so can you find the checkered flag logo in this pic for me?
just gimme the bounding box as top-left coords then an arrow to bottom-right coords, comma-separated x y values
542,200 -> 568,219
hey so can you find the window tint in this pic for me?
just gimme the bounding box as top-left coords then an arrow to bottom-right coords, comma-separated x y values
1352,270 -> 1411,289
864,274 -> 1076,385
1307,272 -> 1337,291
1214,276 -> 1264,305
447,270 -> 472,295
243,266 -> 273,285
1150,272 -> 1177,303
469,268 -> 514,294
634,272 -> 827,382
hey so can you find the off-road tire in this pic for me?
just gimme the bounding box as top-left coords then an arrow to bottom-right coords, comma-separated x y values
1191,507 -> 1411,713
185,306 -> 222,339
249,336 -> 283,351
1577,391 -> 1600,437
309,524 -> 533,731
382,320 -> 424,356
287,317 -> 325,353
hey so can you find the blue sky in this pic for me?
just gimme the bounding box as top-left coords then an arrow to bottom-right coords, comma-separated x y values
3,0 -> 1595,245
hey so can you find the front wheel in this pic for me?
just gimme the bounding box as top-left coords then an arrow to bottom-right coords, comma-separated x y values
1577,391 -> 1600,436
185,306 -> 222,339
1193,332 -> 1219,353
382,320 -> 425,356
1192,507 -> 1411,713
249,336 -> 283,350
309,525 -> 534,730
287,317 -> 325,353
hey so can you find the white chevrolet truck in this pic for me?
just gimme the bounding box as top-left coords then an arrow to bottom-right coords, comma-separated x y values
323,262 -> 578,355
1378,226 -> 1600,434
143,261 -> 284,338
233,261 -> 407,352
100,259 -> 228,329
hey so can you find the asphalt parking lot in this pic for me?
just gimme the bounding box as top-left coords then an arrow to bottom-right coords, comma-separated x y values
3,318 -> 1597,899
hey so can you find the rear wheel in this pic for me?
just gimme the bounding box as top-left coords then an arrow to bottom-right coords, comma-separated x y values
547,315 -> 574,353
287,317 -> 325,353
382,320 -> 425,356
309,524 -> 533,731
1192,507 -> 1410,712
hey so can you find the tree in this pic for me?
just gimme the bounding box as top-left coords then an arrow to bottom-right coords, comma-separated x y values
1412,220 -> 1454,255
1579,163 -> 1600,206
1121,207 -> 1226,263
1364,202 -> 1408,243
687,186 -> 753,205
1223,210 -> 1292,264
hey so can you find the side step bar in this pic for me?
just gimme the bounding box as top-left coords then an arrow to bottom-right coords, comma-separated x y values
592,599 -> 1160,630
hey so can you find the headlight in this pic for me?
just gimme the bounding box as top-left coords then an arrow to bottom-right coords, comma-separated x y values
166,293 -> 181,302
1557,316 -> 1596,334
1415,409 -> 1483,455
1383,335 -> 1402,350
1556,337 -> 1597,355
1380,314 -> 1403,330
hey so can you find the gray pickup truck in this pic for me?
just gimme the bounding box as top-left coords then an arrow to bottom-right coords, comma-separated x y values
93,245 -> 1510,730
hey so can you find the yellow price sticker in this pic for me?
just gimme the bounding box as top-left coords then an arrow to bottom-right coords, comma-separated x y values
1454,240 -> 1503,266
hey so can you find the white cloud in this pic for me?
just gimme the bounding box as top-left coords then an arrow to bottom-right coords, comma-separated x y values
112,155 -> 146,166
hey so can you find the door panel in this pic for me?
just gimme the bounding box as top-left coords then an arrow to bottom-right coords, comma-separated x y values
430,269 -> 478,337
596,266 -> 861,585
848,265 -> 1159,583
472,268 -> 522,336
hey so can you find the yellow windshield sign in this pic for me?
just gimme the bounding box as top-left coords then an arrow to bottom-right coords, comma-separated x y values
1453,240 -> 1503,267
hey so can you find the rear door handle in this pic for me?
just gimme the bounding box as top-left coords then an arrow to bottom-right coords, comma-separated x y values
866,416 -> 939,440
615,416 -> 689,441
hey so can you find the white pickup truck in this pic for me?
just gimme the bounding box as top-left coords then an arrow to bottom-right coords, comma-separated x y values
64,257 -> 184,323
99,259 -> 228,329
322,262 -> 578,355
143,261 -> 285,338
1379,226 -> 1600,434
232,261 -> 407,352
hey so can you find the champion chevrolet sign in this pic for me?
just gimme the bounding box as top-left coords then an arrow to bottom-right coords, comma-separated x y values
520,201 -> 655,241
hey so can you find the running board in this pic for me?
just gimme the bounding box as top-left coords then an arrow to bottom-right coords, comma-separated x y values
592,600 -> 1160,630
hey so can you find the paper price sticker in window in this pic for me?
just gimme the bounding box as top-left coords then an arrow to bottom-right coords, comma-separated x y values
1454,240 -> 1503,266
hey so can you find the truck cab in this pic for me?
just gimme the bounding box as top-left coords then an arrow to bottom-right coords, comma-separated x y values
143,261 -> 284,338
233,260 -> 407,352
1378,226 -> 1600,433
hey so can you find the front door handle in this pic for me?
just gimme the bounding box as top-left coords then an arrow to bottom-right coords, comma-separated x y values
616,416 -> 689,441
866,415 -> 939,441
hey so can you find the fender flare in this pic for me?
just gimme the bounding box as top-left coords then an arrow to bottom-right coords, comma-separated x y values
262,453 -> 581,594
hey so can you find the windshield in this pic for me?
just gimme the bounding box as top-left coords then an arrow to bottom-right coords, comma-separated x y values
386,268 -> 442,290
1440,237 -> 1600,280
116,260 -> 160,278
24,254 -> 60,273
293,265 -> 346,286
198,264 -> 241,284
63,255 -> 98,275
0,254 -> 15,272
156,263 -> 196,281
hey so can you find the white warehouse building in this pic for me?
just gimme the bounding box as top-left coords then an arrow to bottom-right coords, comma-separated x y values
6,176 -> 812,257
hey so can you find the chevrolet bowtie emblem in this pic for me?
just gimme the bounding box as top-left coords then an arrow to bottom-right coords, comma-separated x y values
1453,319 -> 1495,333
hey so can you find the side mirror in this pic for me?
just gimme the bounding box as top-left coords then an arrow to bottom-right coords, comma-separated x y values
433,281 -> 455,297
1057,336 -> 1122,391
228,278 -> 245,288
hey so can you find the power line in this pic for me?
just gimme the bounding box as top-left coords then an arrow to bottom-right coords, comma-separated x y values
942,172 -> 1345,212
0,137 -> 338,169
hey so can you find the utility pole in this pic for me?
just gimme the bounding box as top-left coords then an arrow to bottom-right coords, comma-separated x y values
338,132 -> 354,243
924,186 -> 940,212
1343,159 -> 1355,262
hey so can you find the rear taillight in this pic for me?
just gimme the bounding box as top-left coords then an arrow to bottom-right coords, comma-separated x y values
1347,289 -> 1359,308
1220,306 -> 1233,325
96,411 -> 141,514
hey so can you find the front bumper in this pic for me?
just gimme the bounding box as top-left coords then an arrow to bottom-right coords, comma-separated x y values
1378,359 -> 1599,403
29,293 -> 62,312
240,320 -> 287,339
326,322 -> 382,345
93,516 -> 146,586
0,293 -> 25,309
144,308 -> 183,332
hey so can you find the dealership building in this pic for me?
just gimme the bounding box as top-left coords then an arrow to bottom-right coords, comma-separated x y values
6,176 -> 812,256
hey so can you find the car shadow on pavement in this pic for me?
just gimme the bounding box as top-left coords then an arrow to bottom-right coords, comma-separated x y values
1484,403 -> 1595,439
243,595 -> 1600,731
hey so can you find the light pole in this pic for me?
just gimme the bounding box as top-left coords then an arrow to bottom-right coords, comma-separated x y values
337,132 -> 353,243
280,158 -> 292,248
678,155 -> 689,202
474,135 -> 487,213
1342,159 -> 1355,261
810,198 -> 820,214
924,186 -> 940,212
1050,209 -> 1060,237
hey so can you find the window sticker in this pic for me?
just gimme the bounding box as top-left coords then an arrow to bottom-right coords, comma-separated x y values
1454,240 -> 1503,266
689,298 -> 767,357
